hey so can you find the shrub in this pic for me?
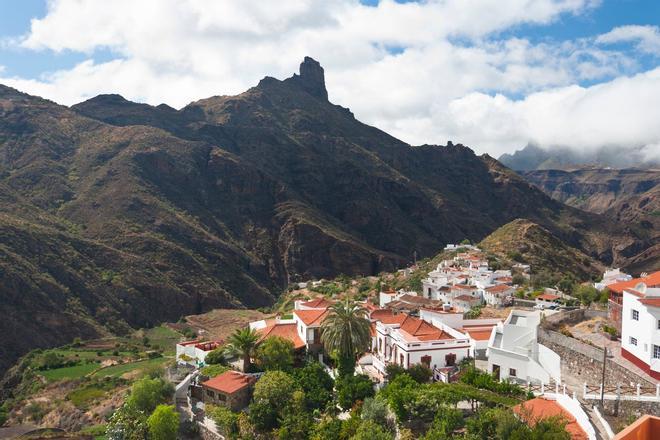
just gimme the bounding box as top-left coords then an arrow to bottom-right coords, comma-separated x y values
208,405 -> 238,438
255,336 -> 294,372
204,347 -> 227,365
407,364 -> 433,383
336,374 -> 374,410
293,362 -> 334,411
147,405 -> 179,440
200,364 -> 230,378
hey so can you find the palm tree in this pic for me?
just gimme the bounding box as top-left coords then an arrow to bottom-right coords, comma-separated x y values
320,299 -> 371,375
227,327 -> 260,372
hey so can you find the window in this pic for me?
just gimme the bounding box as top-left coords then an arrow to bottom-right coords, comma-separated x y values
206,390 -> 215,398
657,320 -> 660,330
509,368 -> 517,377
632,309 -> 639,321
218,393 -> 226,402
630,337 -> 637,346
654,345 -> 660,359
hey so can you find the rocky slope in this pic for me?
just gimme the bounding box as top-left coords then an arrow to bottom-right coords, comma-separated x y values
0,57 -> 655,374
479,219 -> 606,281
524,168 -> 659,273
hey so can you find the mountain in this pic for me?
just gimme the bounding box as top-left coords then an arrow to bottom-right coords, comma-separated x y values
499,144 -> 660,171
0,57 -> 655,375
524,168 -> 659,274
479,219 -> 605,281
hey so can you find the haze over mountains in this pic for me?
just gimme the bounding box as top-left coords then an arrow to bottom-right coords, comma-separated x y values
0,57 -> 657,374
499,144 -> 660,171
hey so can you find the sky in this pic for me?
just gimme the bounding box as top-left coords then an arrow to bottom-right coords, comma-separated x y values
1,0 -> 660,159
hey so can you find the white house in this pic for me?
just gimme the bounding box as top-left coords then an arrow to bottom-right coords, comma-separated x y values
176,340 -> 222,367
483,284 -> 515,307
535,293 -> 561,309
595,268 -> 632,291
487,310 -> 561,384
371,309 -> 472,374
620,284 -> 660,380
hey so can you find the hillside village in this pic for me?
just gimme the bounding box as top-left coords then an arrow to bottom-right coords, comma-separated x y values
163,246 -> 659,439
1,245 -> 658,440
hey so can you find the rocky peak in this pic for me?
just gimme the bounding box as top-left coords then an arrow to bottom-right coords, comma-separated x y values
287,56 -> 328,100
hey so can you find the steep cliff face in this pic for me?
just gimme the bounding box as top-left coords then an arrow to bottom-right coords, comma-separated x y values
0,59 -> 655,374
524,168 -> 659,273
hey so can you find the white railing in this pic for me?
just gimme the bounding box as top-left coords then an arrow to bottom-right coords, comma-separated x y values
582,383 -> 660,402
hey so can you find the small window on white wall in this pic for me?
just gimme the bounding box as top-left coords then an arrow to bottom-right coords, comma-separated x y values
630,337 -> 637,346
631,310 -> 639,321
654,345 -> 660,359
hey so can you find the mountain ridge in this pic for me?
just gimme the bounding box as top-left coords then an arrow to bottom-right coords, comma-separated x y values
0,57 -> 655,375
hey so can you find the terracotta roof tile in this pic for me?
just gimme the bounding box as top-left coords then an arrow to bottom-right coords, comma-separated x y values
202,371 -> 256,394
609,271 -> 660,294
300,298 -> 333,308
513,397 -> 587,440
294,309 -> 328,326
257,323 -> 305,349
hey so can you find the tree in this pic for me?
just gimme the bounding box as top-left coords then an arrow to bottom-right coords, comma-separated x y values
208,405 -> 238,438
384,363 -> 407,382
361,397 -> 392,430
336,374 -> 375,410
255,336 -> 294,371
227,327 -> 260,372
574,285 -> 600,306
352,420 -> 394,440
204,346 -> 227,365
147,405 -> 179,440
106,402 -> 148,440
249,371 -> 300,431
408,364 -> 433,383
422,407 -> 463,439
293,361 -> 335,411
320,299 -> 371,376
277,390 -> 313,440
127,377 -> 174,413
310,417 -> 343,440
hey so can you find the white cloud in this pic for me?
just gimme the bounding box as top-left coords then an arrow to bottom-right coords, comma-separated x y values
597,25 -> 660,54
3,0 -> 659,158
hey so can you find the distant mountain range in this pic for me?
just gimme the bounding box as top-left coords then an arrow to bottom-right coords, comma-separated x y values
0,57 -> 656,374
499,144 -> 660,171
524,168 -> 659,274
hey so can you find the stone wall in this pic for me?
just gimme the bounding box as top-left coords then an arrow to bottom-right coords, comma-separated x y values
542,309 -> 607,330
539,329 -> 654,387
600,400 -> 660,433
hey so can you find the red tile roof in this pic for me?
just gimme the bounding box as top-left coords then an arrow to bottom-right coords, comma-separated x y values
513,397 -> 587,440
370,309 -> 407,325
537,294 -> 560,301
638,297 -> 660,307
486,284 -> 514,293
202,371 -> 256,394
257,323 -> 305,349
609,271 -> 660,294
300,298 -> 333,309
294,309 -> 328,326
463,329 -> 493,341
399,315 -> 454,341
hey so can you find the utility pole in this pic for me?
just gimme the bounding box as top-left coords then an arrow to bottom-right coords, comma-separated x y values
600,346 -> 607,406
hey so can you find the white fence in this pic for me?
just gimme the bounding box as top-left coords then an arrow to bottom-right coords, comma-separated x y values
582,383 -> 660,402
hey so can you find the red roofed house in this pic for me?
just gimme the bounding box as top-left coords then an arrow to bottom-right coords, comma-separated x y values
608,271 -> 660,330
484,284 -> 515,307
620,282 -> 660,380
535,293 -> 561,309
371,309 -> 472,375
513,395 -> 595,439
201,370 -> 257,411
